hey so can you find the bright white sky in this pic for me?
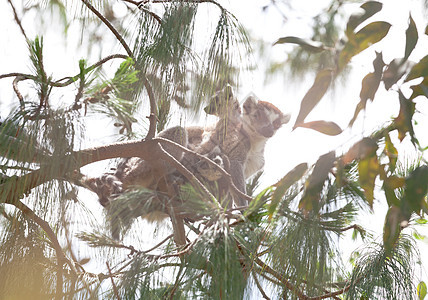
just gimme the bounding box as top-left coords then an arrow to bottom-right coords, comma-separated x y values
0,0 -> 428,293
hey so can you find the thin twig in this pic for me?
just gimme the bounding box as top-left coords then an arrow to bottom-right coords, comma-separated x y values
252,270 -> 271,300
0,54 -> 129,87
143,233 -> 174,254
106,262 -> 121,300
54,54 -> 129,87
142,0 -> 225,11
121,0 -> 162,23
320,223 -> 364,233
159,225 -> 207,259
12,76 -> 25,110
81,0 -> 132,57
7,0 -> 28,40
254,257 -> 309,300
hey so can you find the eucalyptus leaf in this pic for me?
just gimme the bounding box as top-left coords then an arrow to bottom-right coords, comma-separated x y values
404,14 -> 418,60
339,21 -> 391,70
274,36 -> 326,52
297,120 -> 343,136
405,55 -> 428,82
293,68 -> 333,128
346,1 -> 383,36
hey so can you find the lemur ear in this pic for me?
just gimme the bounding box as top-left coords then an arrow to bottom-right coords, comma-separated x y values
224,84 -> 234,100
281,113 -> 291,124
243,94 -> 258,113
204,84 -> 236,116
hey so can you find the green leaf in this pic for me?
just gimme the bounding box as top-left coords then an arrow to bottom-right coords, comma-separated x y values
297,120 -> 343,136
384,132 -> 398,172
405,55 -> 428,82
383,175 -> 405,207
358,154 -> 379,207
273,36 -> 326,52
402,165 -> 428,217
293,69 -> 333,128
269,163 -> 308,218
415,218 -> 428,225
383,205 -> 403,255
346,1 -> 383,36
339,21 -> 391,70
245,186 -> 272,218
413,231 -> 426,241
299,151 -> 336,214
405,14 -> 418,60
418,281 -> 427,300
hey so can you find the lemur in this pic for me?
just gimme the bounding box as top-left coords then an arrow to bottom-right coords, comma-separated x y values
82,85 -> 289,237
188,88 -> 290,207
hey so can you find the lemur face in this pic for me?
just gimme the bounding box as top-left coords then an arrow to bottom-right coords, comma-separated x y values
242,95 -> 290,139
204,84 -> 241,122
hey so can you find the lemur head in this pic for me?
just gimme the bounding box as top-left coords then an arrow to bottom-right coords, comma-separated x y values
204,84 -> 241,123
196,146 -> 226,182
242,95 -> 290,139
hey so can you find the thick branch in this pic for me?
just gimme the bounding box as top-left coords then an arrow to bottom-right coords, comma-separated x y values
1,139 -> 155,205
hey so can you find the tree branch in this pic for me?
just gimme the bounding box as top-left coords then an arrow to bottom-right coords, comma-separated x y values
106,262 -> 121,300
121,0 -> 162,24
252,270 -> 271,300
7,0 -> 28,40
254,257 -> 309,300
143,77 -> 157,140
12,76 -> 25,110
142,234 -> 174,254
54,54 -> 129,87
81,0 -> 132,57
141,0 -> 225,11
1,54 -> 128,87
